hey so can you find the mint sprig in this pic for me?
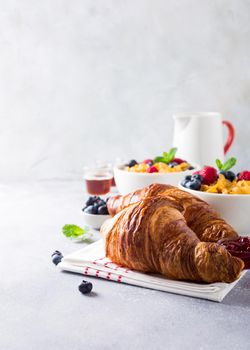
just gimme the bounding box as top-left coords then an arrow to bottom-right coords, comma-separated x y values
62,224 -> 92,242
154,148 -> 178,165
216,157 -> 237,171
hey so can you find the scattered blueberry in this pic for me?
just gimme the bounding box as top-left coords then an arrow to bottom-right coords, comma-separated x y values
168,162 -> 179,168
188,166 -> 195,170
78,280 -> 93,294
219,171 -> 236,182
51,250 -> 63,266
98,205 -> 109,215
51,250 -> 63,257
126,159 -> 138,167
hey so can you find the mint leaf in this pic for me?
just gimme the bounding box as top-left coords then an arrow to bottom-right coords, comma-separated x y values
154,148 -> 178,165
216,159 -> 223,170
215,157 -> 237,171
154,156 -> 164,163
62,224 -> 85,238
167,147 -> 177,163
222,157 -> 237,171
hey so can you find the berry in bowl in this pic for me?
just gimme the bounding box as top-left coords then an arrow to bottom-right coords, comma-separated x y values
114,148 -> 199,195
81,196 -> 110,229
179,157 -> 250,234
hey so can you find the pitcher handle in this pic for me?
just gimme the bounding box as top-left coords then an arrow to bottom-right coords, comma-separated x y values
222,120 -> 235,154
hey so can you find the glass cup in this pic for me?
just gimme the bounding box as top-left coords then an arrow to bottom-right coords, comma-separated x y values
96,160 -> 117,188
84,165 -> 113,195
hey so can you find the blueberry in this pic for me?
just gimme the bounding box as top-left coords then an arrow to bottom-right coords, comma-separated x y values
98,205 -> 109,215
188,166 -> 195,170
51,250 -> 63,257
181,177 -> 201,190
185,179 -> 201,190
192,174 -> 203,182
96,199 -> 106,207
181,175 -> 193,187
126,160 -> 138,167
52,256 -> 62,265
84,205 -> 97,214
168,162 -> 179,168
51,251 -> 63,266
85,196 -> 98,206
78,280 -> 93,294
219,171 -> 235,182
181,179 -> 189,187
93,203 -> 102,212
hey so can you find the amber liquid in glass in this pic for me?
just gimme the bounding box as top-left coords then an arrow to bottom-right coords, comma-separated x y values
85,174 -> 112,195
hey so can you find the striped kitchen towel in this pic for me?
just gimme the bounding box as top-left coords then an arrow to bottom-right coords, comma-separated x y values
58,239 -> 246,302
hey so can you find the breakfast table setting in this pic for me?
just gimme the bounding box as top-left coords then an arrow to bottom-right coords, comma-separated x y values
2,112 -> 250,350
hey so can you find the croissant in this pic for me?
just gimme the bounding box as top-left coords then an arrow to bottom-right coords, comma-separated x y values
102,196 -> 244,283
107,183 -> 238,243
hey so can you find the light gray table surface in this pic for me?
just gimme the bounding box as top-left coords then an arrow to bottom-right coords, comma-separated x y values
1,181 -> 250,350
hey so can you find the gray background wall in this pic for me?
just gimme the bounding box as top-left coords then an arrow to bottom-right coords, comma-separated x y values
0,0 -> 249,181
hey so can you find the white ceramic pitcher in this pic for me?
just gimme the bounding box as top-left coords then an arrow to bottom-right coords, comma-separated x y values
173,112 -> 235,166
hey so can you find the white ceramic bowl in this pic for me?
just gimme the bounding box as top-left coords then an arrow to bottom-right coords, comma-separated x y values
81,212 -> 111,230
178,183 -> 250,235
114,164 -> 199,195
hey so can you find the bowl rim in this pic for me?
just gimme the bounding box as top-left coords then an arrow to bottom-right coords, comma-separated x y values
178,182 -> 250,198
81,211 -> 110,218
114,163 -> 200,176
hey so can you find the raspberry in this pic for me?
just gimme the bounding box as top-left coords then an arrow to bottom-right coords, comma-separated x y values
173,158 -> 186,164
146,166 -> 158,173
143,159 -> 153,165
192,170 -> 201,176
199,166 -> 218,185
237,171 -> 250,181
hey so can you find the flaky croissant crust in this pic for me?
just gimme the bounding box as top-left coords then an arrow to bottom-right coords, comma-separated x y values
102,195 -> 244,283
107,183 -> 238,243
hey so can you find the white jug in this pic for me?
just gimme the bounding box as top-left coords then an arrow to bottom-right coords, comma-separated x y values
173,112 -> 235,166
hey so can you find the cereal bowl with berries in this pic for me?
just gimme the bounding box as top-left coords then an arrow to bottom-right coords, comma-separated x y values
178,157 -> 250,234
114,148 -> 199,195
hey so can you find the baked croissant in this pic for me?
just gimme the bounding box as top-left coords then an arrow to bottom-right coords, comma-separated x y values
107,183 -> 238,243
102,196 -> 244,283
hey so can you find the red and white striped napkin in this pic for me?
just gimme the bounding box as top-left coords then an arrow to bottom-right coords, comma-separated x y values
58,240 -> 246,302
